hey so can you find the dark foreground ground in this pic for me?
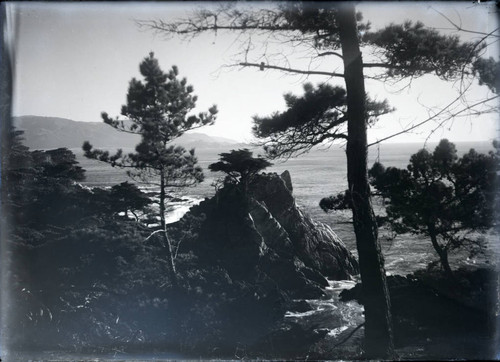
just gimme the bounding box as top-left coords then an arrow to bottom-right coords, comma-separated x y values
336,265 -> 499,360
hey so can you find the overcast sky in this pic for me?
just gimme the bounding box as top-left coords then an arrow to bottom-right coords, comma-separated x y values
7,1 -> 499,144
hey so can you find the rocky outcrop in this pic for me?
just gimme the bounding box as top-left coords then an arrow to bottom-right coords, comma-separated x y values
249,171 -> 358,279
176,171 -> 357,290
166,171 -> 358,352
280,170 -> 293,192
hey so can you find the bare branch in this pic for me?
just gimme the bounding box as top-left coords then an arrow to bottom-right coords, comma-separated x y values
239,61 -> 344,78
430,7 -> 500,38
368,94 -> 499,147
316,51 -> 343,60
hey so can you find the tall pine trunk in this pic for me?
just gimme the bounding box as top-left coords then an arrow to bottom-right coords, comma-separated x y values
160,170 -> 178,288
337,4 -> 394,358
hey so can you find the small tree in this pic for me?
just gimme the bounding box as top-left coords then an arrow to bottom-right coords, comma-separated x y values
369,139 -> 497,278
109,182 -> 152,221
83,52 -> 218,286
208,149 -> 272,194
31,148 -> 85,186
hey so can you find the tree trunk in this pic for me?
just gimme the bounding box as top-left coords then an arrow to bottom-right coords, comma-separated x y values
337,4 -> 394,358
162,229 -> 178,288
160,170 -> 178,288
428,225 -> 454,278
160,171 -> 167,230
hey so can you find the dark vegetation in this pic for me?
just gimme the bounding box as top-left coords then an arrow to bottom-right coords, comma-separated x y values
3,128 -> 360,357
322,139 -> 498,278
252,83 -> 392,159
4,125 -> 497,359
369,139 -> 497,278
322,140 -> 498,276
340,267 -> 499,360
2,3 -> 499,359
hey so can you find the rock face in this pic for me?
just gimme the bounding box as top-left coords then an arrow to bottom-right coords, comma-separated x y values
177,171 -> 358,288
249,171 -> 358,279
168,170 -> 358,352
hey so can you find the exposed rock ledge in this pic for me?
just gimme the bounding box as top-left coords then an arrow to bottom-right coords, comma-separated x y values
249,171 -> 358,280
174,170 -> 358,296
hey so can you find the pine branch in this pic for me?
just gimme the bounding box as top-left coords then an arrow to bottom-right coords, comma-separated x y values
138,19 -> 299,36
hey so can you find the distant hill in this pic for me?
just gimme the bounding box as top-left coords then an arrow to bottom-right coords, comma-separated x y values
13,115 -> 245,151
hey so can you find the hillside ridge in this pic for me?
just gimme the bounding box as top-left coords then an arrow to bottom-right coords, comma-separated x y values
13,115 -> 243,150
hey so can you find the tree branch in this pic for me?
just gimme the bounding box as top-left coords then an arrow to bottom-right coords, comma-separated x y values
368,94 -> 499,147
430,7 -> 500,39
316,51 -> 344,60
138,19 -> 299,36
239,62 -> 344,78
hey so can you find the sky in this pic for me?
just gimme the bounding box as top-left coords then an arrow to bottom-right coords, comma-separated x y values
7,1 -> 499,144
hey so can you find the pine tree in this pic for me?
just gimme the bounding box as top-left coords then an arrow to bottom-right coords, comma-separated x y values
109,182 -> 152,220
208,148 -> 272,193
84,52 -> 218,286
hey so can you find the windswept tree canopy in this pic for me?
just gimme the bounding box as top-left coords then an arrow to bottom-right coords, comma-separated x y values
363,20 -> 485,80
208,148 -> 272,187
369,139 -> 497,275
109,181 -> 152,216
31,148 -> 85,185
141,4 -> 488,79
253,82 -> 393,158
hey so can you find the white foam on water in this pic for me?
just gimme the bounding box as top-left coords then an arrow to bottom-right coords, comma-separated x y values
327,280 -> 357,291
285,309 -> 323,318
327,325 -> 349,337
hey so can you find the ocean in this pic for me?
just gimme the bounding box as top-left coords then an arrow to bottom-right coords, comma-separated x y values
73,141 -> 499,276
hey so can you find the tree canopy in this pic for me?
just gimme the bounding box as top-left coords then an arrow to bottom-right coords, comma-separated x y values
83,52 -> 217,228
473,57 -> 500,94
109,181 -> 152,220
253,82 -> 393,158
369,139 -> 497,277
209,148 -> 272,191
363,20 -> 485,79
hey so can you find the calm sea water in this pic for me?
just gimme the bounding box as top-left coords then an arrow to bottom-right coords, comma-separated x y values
73,141 -> 499,276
